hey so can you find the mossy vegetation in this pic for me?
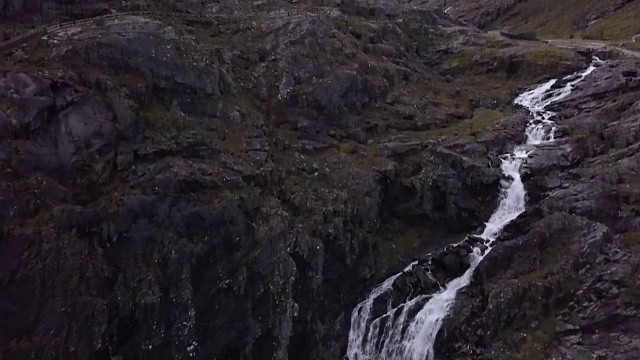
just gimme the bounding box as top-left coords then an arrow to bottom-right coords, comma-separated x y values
622,262 -> 640,301
113,73 -> 146,88
97,192 -> 121,214
1,20 -> 40,34
32,38 -> 51,62
220,127 -> 247,154
338,140 -> 357,154
7,337 -> 35,357
353,152 -> 394,171
581,2 -> 640,41
520,47 -> 568,68
427,108 -> 503,137
178,16 -> 268,48
392,225 -> 425,253
480,33 -> 515,49
483,0 -> 640,41
222,95 -> 264,122
620,232 -> 640,250
504,268 -> 558,297
493,0 -> 586,38
346,17 -> 377,39
624,285 -> 640,301
517,317 -> 558,360
487,0 -> 594,38
143,102 -> 190,131
396,21 -> 435,50
194,189 -> 226,204
623,41 -> 640,52
0,97 -> 12,112
299,214 -> 324,237
194,187 -> 257,204
441,39 -> 578,108
571,128 -> 598,156
518,269 -> 548,285
22,209 -> 52,234
441,47 -> 477,70
379,218 -> 430,267
2,37 -> 53,71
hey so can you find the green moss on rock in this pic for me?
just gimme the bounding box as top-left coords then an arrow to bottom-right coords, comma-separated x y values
517,317 -> 558,360
143,102 -> 190,131
0,98 -> 12,112
338,140 -> 357,154
22,209 -> 52,234
349,19 -> 376,35
428,108 -> 503,137
620,232 -> 640,249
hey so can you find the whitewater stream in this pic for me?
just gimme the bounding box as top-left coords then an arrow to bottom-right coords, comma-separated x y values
346,58 -> 602,360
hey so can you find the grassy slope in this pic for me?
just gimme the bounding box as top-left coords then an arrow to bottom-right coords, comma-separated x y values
499,0 -> 640,41
440,0 -> 640,41
582,1 -> 640,40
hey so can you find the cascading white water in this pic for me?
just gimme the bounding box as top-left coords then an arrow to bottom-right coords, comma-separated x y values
515,57 -> 603,144
346,58 -> 602,360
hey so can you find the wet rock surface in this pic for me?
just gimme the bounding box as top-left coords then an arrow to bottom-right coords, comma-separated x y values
382,234 -> 488,312
436,58 -> 640,360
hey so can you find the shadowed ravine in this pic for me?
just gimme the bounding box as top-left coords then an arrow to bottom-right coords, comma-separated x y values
345,58 -> 604,360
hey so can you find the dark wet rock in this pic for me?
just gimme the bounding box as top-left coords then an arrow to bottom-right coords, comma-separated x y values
0,73 -> 54,134
384,247 -> 469,310
306,70 -> 384,116
549,60 -> 640,118
416,147 -> 502,229
1,12 -> 455,360
475,111 -> 529,153
436,58 -> 640,360
497,206 -> 542,241
462,141 -> 488,158
525,140 -> 580,174
436,213 -> 612,359
377,141 -> 423,156
521,139 -> 582,201
55,17 -> 234,118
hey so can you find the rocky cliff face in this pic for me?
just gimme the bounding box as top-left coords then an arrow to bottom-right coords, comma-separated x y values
434,59 -> 640,359
0,0 -> 260,22
1,0 -> 120,21
348,56 -> 640,360
1,2 -> 630,360
0,6 -> 505,360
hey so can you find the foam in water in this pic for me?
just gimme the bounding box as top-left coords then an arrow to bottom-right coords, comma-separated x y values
515,57 -> 602,144
346,58 -> 602,360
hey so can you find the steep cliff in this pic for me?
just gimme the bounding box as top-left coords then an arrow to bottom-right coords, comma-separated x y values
0,2 -> 610,360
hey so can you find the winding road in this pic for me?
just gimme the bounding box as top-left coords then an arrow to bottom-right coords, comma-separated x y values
487,30 -> 640,59
544,38 -> 640,59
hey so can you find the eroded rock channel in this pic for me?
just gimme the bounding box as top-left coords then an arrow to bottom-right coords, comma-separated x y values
346,58 -> 604,360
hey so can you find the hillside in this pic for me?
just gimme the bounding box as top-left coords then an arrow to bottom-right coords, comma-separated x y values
438,0 -> 640,41
0,2 -> 593,359
2,1 -> 640,360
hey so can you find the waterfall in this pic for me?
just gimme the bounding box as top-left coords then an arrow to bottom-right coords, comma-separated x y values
346,58 -> 602,360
